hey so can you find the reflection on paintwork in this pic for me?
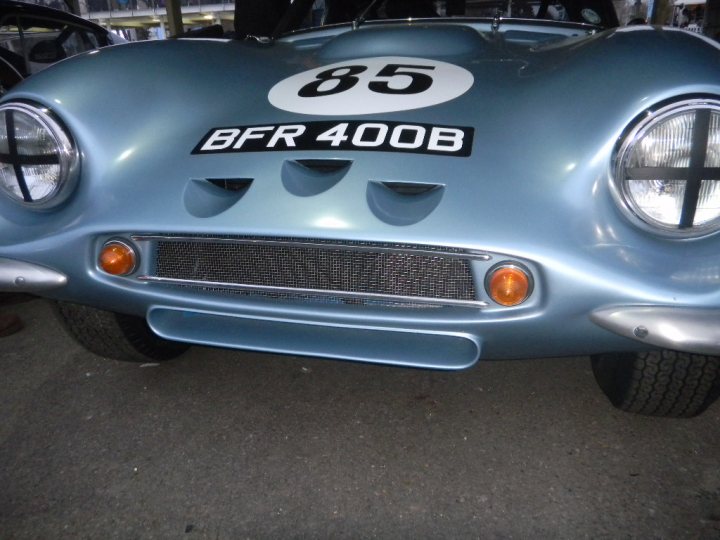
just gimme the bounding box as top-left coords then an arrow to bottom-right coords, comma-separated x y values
672,266 -> 720,285
116,148 -> 134,162
314,216 -> 349,229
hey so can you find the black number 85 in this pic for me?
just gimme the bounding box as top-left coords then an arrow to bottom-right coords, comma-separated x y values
298,63 -> 436,98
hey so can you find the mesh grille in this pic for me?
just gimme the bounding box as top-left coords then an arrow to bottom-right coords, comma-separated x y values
152,238 -> 476,302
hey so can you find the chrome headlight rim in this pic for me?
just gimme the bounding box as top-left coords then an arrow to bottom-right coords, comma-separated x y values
0,101 -> 79,209
612,97 -> 720,239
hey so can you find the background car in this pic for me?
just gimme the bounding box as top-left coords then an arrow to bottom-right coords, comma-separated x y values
0,0 -> 124,93
0,0 -> 719,418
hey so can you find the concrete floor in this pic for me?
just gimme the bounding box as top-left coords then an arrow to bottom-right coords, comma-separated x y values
1,298 -> 719,539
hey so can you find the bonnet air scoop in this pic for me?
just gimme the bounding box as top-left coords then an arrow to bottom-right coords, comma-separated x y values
317,24 -> 489,60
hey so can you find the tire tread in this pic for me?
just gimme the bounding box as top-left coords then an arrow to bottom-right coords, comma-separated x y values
54,301 -> 188,362
592,350 -> 720,417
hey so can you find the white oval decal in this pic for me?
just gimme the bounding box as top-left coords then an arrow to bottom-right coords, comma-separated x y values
268,56 -> 474,116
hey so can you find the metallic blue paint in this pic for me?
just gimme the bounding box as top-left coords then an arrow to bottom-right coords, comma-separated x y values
1,22 -> 720,367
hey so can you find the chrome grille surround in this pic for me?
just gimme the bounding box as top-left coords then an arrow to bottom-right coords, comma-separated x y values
135,235 -> 487,308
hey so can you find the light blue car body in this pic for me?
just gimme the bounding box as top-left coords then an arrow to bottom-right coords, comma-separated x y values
2,20 -> 720,368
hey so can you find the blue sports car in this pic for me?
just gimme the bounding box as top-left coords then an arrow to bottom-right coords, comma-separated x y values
1,0 -> 719,417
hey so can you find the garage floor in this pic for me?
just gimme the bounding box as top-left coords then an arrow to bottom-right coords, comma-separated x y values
1,299 -> 719,538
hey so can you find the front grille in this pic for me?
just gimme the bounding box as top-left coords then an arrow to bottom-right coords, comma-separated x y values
143,237 -> 482,308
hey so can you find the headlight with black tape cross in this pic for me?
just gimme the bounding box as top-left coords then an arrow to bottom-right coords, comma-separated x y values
0,102 -> 78,208
613,98 -> 720,238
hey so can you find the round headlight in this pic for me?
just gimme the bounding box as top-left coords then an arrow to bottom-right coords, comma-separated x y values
613,98 -> 720,237
0,102 -> 77,207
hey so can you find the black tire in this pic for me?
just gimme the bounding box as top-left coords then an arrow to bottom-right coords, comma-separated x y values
54,301 -> 189,363
591,350 -> 720,417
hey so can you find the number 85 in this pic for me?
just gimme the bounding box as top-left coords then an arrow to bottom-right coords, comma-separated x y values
298,63 -> 436,97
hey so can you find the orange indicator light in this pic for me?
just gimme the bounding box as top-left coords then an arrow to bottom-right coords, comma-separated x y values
487,264 -> 532,307
99,241 -> 137,276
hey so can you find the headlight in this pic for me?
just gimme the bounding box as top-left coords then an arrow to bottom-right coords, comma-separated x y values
613,98 -> 720,238
0,102 -> 77,208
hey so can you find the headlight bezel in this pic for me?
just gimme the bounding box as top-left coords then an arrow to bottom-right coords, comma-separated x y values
0,101 -> 79,209
612,97 -> 720,239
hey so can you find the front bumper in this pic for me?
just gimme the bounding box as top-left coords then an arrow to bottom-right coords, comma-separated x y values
0,257 -> 67,292
4,242 -> 720,365
591,306 -> 720,356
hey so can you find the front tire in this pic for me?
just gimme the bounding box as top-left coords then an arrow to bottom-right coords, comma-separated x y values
591,350 -> 720,417
55,301 -> 189,363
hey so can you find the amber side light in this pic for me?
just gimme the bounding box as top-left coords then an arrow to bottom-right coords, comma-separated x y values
99,241 -> 137,276
487,264 -> 532,307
